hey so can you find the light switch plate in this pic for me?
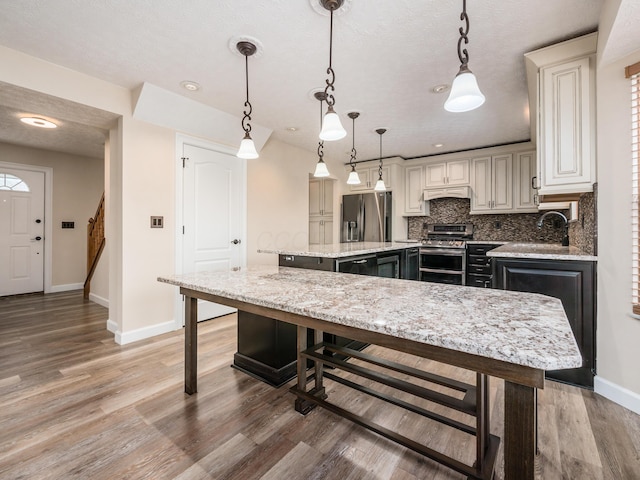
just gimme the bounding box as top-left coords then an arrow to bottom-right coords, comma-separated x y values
150,216 -> 164,228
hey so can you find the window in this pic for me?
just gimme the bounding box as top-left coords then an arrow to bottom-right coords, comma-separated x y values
628,62 -> 640,314
0,173 -> 30,192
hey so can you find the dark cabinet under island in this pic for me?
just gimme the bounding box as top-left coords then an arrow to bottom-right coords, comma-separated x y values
492,257 -> 596,388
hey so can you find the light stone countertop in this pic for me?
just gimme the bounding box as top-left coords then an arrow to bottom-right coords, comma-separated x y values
159,266 -> 583,372
258,241 -> 414,258
487,243 -> 597,261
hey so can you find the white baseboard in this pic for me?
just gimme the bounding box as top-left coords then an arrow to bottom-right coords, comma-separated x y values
106,319 -> 118,334
50,283 -> 83,293
594,375 -> 640,415
111,319 -> 178,345
88,292 -> 109,308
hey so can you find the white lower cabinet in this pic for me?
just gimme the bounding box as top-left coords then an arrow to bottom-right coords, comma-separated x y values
309,218 -> 333,245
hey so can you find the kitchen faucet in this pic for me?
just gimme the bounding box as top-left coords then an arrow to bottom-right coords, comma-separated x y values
537,211 -> 569,246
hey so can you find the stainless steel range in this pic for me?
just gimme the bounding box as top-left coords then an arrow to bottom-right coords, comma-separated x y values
419,223 -> 474,285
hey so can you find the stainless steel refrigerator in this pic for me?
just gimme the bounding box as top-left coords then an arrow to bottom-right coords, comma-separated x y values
341,192 -> 392,242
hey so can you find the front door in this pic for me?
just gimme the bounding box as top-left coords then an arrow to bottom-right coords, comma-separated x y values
181,140 -> 246,321
0,168 -> 45,296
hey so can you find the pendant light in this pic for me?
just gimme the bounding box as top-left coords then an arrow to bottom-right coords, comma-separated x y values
319,0 -> 347,141
346,112 -> 361,185
236,41 -> 259,159
313,91 -> 330,177
444,0 -> 485,113
374,128 -> 387,192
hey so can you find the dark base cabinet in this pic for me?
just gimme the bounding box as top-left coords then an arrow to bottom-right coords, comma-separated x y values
233,311 -> 299,387
466,243 -> 502,288
492,258 -> 596,388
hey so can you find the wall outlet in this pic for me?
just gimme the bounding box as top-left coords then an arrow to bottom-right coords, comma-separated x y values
61,221 -> 75,229
494,221 -> 501,229
150,216 -> 164,228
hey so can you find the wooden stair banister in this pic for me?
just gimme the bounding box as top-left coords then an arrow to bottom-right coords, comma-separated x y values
84,193 -> 105,299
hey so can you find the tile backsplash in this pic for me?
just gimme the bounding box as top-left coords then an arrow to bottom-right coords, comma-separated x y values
406,189 -> 596,255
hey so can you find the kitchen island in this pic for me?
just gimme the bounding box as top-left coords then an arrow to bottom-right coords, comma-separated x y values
159,266 -> 582,480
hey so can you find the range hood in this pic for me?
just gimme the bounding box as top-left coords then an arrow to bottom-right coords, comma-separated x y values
423,186 -> 471,201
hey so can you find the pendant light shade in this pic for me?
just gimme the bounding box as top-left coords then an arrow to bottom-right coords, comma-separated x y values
314,159 -> 330,177
445,0 -> 485,113
318,0 -> 346,142
347,168 -> 361,185
237,132 -> 259,159
374,128 -> 387,192
346,111 -> 361,185
444,65 -> 485,113
374,178 -> 387,192
236,41 -> 259,159
320,106 -> 347,141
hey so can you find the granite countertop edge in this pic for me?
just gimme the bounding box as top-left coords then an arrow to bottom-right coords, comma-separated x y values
159,267 -> 583,372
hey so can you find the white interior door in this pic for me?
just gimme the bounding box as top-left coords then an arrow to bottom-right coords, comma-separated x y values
182,141 -> 246,321
0,168 -> 45,296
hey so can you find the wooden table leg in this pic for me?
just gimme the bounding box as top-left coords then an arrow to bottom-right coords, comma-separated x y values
504,381 -> 536,479
185,295 -> 198,395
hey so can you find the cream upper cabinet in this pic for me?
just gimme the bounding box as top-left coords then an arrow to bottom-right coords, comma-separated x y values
470,154 -> 513,214
403,165 -> 425,215
425,159 -> 469,187
513,151 -> 539,212
525,33 -> 597,195
309,178 -> 333,216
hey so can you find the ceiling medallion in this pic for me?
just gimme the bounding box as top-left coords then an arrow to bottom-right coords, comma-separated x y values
310,0 -> 353,16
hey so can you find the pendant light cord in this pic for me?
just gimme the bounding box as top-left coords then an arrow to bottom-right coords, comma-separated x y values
241,54 -> 253,134
318,95 -> 324,160
378,132 -> 383,179
457,0 -> 470,66
350,116 -> 356,165
323,9 -> 336,108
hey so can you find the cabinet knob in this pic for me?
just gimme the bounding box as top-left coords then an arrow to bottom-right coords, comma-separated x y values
231,239 -> 241,245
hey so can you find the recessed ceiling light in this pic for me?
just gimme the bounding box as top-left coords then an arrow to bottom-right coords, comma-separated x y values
285,127 -> 298,132
433,143 -> 444,148
432,84 -> 450,94
180,81 -> 200,91
20,117 -> 57,129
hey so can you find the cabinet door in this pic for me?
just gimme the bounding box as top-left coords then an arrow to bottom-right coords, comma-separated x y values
539,56 -> 594,194
514,151 -> 538,212
446,159 -> 470,185
309,218 -> 322,245
309,179 -> 323,216
491,154 -> 513,211
493,258 -> 595,388
322,179 -> 333,215
404,165 -> 425,215
322,219 -> 333,244
425,163 -> 447,187
470,157 -> 492,212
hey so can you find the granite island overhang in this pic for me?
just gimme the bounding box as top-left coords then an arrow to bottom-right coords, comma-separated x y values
158,266 -> 582,480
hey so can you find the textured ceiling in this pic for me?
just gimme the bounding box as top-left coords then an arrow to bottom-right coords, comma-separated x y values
0,0 -> 606,161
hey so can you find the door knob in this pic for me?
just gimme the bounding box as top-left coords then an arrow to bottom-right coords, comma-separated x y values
32,236 -> 42,241
231,239 -> 241,245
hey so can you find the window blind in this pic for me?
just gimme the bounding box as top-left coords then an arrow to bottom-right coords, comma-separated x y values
631,68 -> 640,314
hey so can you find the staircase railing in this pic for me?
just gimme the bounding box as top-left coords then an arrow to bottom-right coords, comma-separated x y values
84,193 -> 105,299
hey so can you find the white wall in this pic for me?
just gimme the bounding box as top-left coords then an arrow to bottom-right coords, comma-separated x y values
0,142 -> 103,289
595,46 -> 640,411
247,138 -> 347,266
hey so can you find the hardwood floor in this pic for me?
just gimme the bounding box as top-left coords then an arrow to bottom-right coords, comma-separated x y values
1,290 -> 639,479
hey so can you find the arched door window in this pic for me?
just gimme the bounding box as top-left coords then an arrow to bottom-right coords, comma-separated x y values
0,173 -> 30,192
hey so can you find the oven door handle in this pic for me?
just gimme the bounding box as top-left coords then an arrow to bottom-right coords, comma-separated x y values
419,248 -> 465,256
